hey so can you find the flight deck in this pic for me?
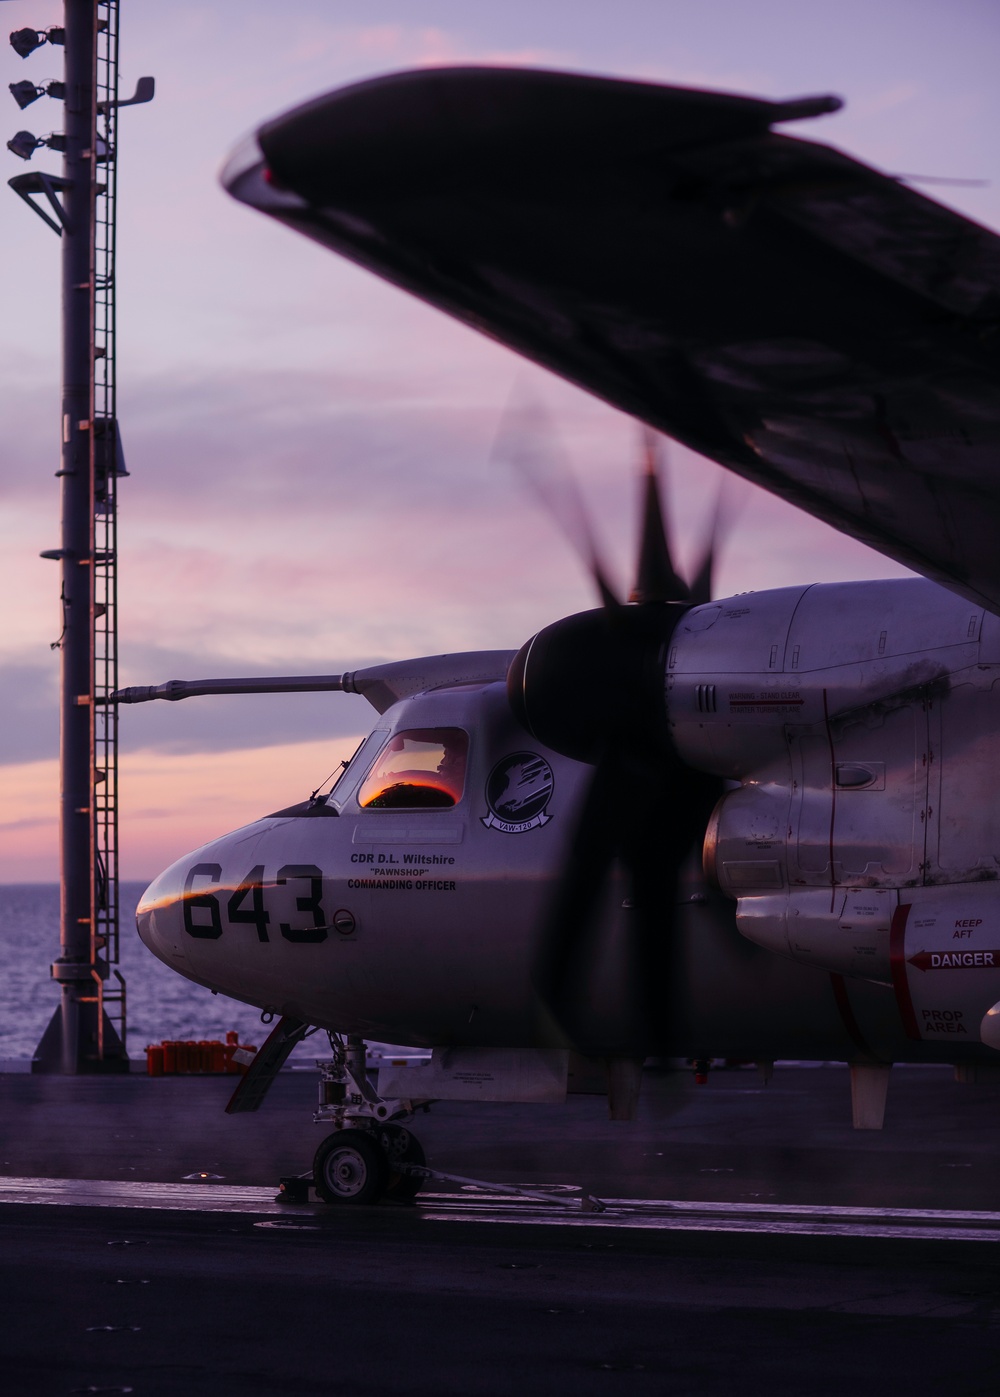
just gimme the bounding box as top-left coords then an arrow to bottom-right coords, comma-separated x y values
3,1064 -> 1000,1395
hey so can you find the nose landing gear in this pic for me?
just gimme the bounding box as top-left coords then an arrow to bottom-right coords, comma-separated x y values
274,1030 -> 607,1212
286,1033 -> 429,1207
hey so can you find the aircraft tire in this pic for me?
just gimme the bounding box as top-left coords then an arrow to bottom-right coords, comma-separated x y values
313,1128 -> 388,1205
377,1124 -> 426,1203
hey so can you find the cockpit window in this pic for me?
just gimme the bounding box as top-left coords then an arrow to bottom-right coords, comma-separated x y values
325,736 -> 367,797
357,728 -> 468,810
323,731 -> 388,809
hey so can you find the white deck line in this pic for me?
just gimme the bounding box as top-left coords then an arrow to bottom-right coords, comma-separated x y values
0,1176 -> 290,1215
1,1175 -> 999,1241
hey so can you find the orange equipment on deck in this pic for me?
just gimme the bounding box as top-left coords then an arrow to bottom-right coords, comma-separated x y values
145,1030 -> 257,1075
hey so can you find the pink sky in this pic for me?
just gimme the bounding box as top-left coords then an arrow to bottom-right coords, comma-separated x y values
1,0 -> 998,881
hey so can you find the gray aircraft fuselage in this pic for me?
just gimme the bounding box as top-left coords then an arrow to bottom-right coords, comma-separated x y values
137,576 -> 1000,1067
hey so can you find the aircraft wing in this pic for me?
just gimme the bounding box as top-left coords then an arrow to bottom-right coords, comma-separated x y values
223,67 -> 1000,612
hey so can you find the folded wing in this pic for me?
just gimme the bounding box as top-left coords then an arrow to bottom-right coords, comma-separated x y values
223,66 -> 1000,612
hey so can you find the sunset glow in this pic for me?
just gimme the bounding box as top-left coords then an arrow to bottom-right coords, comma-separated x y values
1,0 -> 997,882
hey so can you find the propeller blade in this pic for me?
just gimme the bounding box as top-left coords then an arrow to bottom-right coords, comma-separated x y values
688,480 -> 744,606
533,716 -> 724,1054
533,751 -> 623,1046
687,492 -> 723,607
615,756 -> 678,1044
629,429 -> 689,604
533,748 -> 691,1054
688,551 -> 714,609
618,756 -> 723,1043
492,395 -> 621,609
507,415 -> 728,1050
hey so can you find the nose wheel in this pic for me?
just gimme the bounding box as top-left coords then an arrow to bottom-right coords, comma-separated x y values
312,1124 -> 426,1205
313,1128 -> 388,1205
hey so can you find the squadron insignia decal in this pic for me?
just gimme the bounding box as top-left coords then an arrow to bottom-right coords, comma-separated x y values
482,753 -> 554,833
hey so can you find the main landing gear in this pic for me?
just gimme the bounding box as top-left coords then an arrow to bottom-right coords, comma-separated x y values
278,1033 -> 428,1207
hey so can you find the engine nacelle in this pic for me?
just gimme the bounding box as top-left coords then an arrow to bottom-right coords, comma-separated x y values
674,576 -> 1000,1050
675,577 -> 1000,898
733,887 -> 895,982
735,884 -> 1000,1048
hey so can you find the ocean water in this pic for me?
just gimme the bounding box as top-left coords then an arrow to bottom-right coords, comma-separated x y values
0,883 -> 281,1061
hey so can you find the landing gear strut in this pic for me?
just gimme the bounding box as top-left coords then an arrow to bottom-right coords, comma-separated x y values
280,1033 -> 428,1207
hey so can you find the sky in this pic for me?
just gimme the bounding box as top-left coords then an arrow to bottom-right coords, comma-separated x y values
1,0 -> 998,881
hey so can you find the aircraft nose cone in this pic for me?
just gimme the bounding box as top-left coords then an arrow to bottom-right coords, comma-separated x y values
136,858 -> 193,971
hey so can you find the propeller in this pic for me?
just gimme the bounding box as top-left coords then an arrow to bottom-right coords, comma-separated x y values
628,428 -> 687,605
503,419 -> 725,1052
492,395 -> 621,610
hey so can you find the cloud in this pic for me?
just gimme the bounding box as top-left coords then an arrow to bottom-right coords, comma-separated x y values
118,737 -> 371,880
0,738 -> 371,882
0,369 -> 61,502
0,757 -> 57,882
0,659 -> 58,765
12,0 -> 983,883
0,816 -> 52,833
278,20 -> 565,73
6,344 -> 910,687
854,82 -> 921,119
111,354 -> 633,665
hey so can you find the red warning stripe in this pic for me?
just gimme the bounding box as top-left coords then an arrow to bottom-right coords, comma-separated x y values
829,972 -> 879,1060
890,902 -> 921,1040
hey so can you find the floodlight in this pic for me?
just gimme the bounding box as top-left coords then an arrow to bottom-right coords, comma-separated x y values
9,80 -> 43,111
9,28 -> 44,59
6,129 -> 40,161
8,26 -> 64,59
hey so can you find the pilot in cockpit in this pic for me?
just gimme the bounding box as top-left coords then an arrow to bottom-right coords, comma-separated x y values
358,727 -> 469,809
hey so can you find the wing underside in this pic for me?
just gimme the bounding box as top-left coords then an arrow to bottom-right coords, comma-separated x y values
223,67 -> 1000,612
